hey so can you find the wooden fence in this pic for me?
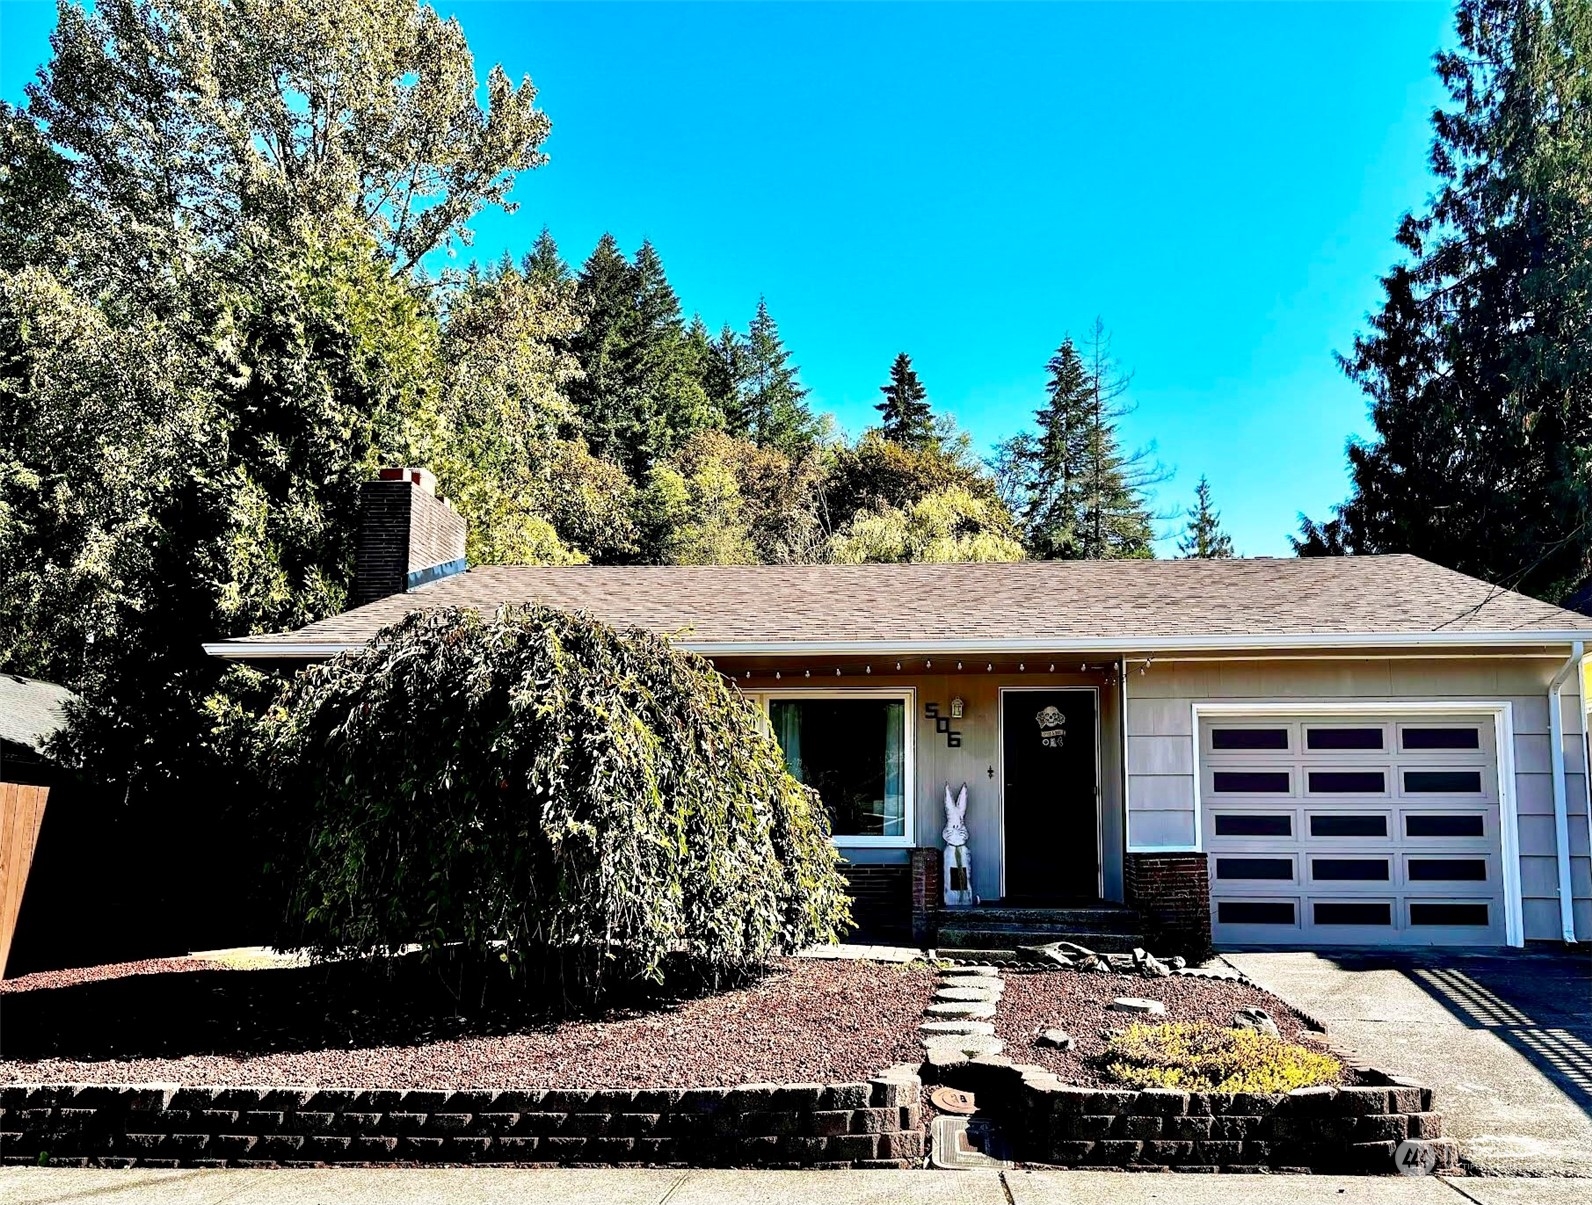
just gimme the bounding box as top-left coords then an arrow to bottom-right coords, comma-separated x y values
1,781 -> 50,979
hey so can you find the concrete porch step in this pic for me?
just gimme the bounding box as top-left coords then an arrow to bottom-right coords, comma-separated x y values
934,928 -> 1147,954
955,905 -> 1142,929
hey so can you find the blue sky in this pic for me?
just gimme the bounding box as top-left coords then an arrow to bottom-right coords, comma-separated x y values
0,1 -> 1455,555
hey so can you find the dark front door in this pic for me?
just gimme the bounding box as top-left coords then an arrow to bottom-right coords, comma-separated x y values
1001,689 -> 1099,901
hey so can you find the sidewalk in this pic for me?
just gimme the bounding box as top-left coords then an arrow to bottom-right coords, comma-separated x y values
2,1168 -> 1588,1205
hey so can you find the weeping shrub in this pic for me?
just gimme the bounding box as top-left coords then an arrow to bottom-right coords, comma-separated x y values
250,604 -> 851,1001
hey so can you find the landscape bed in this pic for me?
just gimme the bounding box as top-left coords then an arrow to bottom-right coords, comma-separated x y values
989,966 -> 1327,1087
0,957 -> 934,1088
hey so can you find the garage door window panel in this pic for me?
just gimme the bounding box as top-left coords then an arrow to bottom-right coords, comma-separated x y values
1407,857 -> 1488,882
1310,858 -> 1391,881
1213,813 -> 1293,837
1399,725 -> 1482,751
1309,813 -> 1389,838
1306,770 -> 1388,795
1215,857 -> 1296,881
1209,726 -> 1291,752
1217,900 -> 1297,925
1404,813 -> 1487,839
1410,902 -> 1490,926
1403,770 -> 1485,795
1313,901 -> 1393,926
1212,770 -> 1292,795
1305,726 -> 1386,751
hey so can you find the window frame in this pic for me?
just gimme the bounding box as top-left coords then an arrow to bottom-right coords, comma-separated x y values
746,686 -> 917,849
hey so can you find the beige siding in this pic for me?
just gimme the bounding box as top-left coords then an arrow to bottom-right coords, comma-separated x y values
747,669 -> 1123,903
1125,656 -> 1591,941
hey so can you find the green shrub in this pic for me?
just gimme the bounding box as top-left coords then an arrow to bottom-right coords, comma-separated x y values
250,604 -> 850,1002
1103,1021 -> 1343,1092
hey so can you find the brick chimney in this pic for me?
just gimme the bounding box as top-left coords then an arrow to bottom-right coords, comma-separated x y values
354,467 -> 468,606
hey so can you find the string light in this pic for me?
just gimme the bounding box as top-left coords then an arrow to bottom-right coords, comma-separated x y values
804,669 -> 811,678
865,665 -> 872,675
1048,663 -> 1055,672
834,667 -> 841,676
1019,663 -> 1025,672
986,663 -> 993,672
894,661 -> 902,671
956,661 -> 963,670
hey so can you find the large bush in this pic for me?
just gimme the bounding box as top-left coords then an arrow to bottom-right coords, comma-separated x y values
251,605 -> 850,1000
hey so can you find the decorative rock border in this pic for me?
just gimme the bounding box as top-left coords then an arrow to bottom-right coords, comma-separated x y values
0,1071 -> 926,1170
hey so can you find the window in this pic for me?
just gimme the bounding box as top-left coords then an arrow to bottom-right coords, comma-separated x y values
1218,901 -> 1295,925
1310,814 -> 1387,837
1408,858 -> 1487,882
1214,814 -> 1292,837
1311,858 -> 1390,881
1308,771 -> 1386,794
1215,857 -> 1293,880
1404,770 -> 1483,794
1213,771 -> 1291,794
1406,814 -> 1485,838
1314,901 -> 1392,925
767,694 -> 910,844
1410,903 -> 1489,926
1212,728 -> 1289,751
1402,727 -> 1480,751
1307,727 -> 1384,751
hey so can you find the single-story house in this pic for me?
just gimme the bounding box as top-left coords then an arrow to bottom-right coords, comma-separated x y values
207,468 -> 1592,952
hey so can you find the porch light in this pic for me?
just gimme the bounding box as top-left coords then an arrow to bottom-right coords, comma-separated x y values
950,696 -> 964,719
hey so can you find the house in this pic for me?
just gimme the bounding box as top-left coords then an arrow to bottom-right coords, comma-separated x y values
206,468 -> 1592,952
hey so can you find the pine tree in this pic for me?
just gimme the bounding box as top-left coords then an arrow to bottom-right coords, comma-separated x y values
1297,0 -> 1592,604
1179,475 -> 1235,558
702,322 -> 749,430
875,353 -> 935,449
523,225 -> 570,286
741,297 -> 820,456
567,232 -> 636,464
1002,324 -> 1158,560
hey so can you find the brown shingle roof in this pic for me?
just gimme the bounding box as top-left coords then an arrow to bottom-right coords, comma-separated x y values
209,555 -> 1592,658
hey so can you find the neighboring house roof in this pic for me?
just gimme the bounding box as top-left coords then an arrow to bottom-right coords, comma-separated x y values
0,673 -> 76,755
206,554 -> 1592,659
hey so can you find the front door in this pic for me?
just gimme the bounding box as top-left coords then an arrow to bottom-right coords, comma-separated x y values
1001,688 -> 1099,901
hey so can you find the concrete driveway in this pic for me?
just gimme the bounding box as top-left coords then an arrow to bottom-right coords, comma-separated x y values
1224,948 -> 1592,1177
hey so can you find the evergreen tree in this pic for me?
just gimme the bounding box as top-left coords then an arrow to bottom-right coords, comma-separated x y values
741,298 -> 820,457
1000,325 -> 1157,560
523,225 -> 570,287
705,323 -> 751,431
567,235 -> 710,477
1179,475 -> 1235,558
1297,0 -> 1592,605
875,353 -> 935,449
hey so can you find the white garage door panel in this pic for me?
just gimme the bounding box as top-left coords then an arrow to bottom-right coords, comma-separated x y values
1202,714 -> 1506,947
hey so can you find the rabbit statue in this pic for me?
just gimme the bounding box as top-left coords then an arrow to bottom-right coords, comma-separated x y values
942,782 -> 974,906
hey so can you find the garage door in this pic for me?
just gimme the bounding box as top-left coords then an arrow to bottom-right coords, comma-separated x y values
1201,714 -> 1506,947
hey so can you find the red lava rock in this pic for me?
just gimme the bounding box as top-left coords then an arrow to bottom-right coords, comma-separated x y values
0,957 -> 935,1090
993,967 -> 1324,1087
0,958 -> 230,995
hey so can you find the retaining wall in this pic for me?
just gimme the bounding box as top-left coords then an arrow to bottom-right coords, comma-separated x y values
0,1068 -> 924,1170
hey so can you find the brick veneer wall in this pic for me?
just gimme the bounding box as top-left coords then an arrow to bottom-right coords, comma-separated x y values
909,848 -> 940,947
0,1069 -> 925,1170
354,472 -> 467,606
840,863 -> 911,945
1124,852 -> 1212,956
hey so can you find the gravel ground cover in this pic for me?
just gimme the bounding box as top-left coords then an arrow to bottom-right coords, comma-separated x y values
993,968 -> 1326,1087
0,957 -> 229,994
0,956 -> 934,1089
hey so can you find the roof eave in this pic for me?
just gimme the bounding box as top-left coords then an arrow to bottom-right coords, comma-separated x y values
203,629 -> 1592,662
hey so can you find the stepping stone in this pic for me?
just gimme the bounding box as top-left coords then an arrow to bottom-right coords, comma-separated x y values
1108,997 -> 1166,1015
936,985 -> 1002,1003
1037,1028 -> 1075,1050
940,965 -> 1001,977
920,1019 -> 996,1036
923,1035 -> 1006,1057
926,1001 -> 996,1019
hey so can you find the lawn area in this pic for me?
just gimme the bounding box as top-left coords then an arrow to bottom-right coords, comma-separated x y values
0,956 -> 935,1089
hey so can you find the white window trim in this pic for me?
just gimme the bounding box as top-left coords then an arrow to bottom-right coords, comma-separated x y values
1154,700 -> 1522,947
748,687 -> 917,849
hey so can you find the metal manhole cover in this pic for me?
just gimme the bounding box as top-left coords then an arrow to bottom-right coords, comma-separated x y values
929,1086 -> 977,1114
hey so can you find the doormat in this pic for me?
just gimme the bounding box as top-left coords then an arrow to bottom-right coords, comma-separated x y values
929,1114 -> 1012,1170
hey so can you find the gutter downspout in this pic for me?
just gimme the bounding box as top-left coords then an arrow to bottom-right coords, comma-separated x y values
1548,640 -> 1584,944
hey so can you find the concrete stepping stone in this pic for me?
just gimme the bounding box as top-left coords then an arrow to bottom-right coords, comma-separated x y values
935,985 -> 1002,1003
925,1001 -> 997,1019
940,965 -> 1001,977
920,1019 -> 996,1036
1108,996 -> 1166,1015
923,1035 -> 1007,1058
